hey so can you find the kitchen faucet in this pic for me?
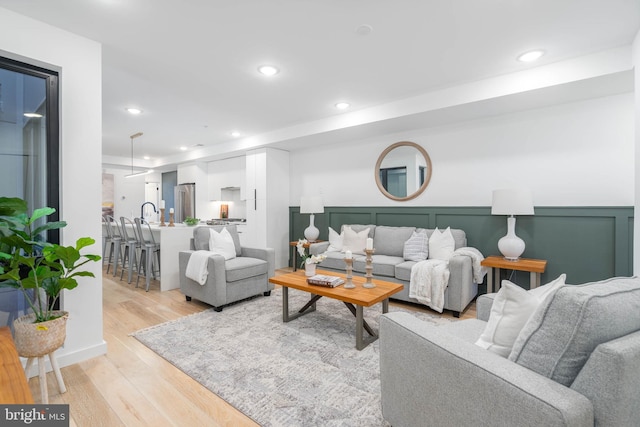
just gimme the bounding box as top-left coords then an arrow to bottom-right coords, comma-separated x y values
140,202 -> 157,221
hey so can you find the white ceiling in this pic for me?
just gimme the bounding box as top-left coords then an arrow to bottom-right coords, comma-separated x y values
0,0 -> 638,169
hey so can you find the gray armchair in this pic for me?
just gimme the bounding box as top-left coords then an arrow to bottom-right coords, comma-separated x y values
179,225 -> 275,311
379,277 -> 640,427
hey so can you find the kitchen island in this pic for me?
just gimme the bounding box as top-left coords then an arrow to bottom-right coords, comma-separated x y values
139,223 -> 194,291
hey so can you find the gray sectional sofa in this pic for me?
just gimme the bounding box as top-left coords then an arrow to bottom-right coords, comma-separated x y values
379,276 -> 640,427
309,224 -> 479,317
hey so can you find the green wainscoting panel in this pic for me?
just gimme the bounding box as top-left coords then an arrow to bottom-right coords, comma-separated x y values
289,206 -> 634,292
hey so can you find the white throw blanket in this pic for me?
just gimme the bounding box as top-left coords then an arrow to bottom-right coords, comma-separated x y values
451,247 -> 488,283
409,247 -> 487,312
409,259 -> 450,313
185,250 -> 213,285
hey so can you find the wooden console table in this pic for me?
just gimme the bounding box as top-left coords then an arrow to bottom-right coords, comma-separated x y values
481,256 -> 547,293
0,326 -> 34,403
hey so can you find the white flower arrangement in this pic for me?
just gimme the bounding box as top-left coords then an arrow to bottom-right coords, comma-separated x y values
296,238 -> 327,268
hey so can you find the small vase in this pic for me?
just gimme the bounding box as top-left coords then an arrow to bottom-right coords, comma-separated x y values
305,262 -> 316,277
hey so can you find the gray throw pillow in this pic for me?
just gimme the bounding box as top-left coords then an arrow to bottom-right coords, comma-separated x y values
508,276 -> 640,386
403,230 -> 428,261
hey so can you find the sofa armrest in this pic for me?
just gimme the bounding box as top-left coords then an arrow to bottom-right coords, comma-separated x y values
476,293 -> 497,321
179,250 -> 228,302
241,247 -> 275,278
309,241 -> 330,255
571,330 -> 640,426
380,312 -> 593,427
446,255 -> 477,313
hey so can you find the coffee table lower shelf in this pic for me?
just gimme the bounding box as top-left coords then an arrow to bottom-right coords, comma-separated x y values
270,270 -> 403,350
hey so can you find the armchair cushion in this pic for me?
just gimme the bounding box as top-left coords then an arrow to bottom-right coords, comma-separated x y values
225,257 -> 269,282
510,276 -> 640,386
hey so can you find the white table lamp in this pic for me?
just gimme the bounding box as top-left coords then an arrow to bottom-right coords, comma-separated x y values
300,196 -> 324,242
491,188 -> 534,261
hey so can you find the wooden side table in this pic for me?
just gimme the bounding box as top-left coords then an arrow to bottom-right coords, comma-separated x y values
481,255 -> 547,293
289,240 -> 324,271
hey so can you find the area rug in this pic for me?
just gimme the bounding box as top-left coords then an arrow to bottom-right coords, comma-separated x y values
132,288 -> 453,426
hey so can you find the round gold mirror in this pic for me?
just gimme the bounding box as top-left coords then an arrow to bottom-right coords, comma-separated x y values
375,141 -> 432,201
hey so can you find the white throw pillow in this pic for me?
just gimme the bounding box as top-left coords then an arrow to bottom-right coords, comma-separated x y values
208,227 -> 237,260
341,226 -> 370,255
475,274 -> 566,357
403,230 -> 428,261
428,227 -> 455,260
327,226 -> 344,252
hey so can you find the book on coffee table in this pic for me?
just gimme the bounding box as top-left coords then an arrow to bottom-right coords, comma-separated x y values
307,274 -> 345,287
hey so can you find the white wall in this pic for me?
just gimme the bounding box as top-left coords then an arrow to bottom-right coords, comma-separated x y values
102,167 -> 162,221
0,8 -> 106,365
290,92 -> 634,208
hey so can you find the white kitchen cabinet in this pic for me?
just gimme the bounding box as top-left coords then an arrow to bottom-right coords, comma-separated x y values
207,156 -> 245,201
245,148 -> 289,268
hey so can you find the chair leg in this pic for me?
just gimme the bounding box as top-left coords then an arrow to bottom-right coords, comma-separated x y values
130,249 -> 137,284
145,249 -> 152,291
112,243 -> 121,277
24,357 -> 35,379
38,355 -> 48,404
106,242 -> 113,274
119,246 -> 128,281
136,250 -> 146,289
48,352 -> 66,394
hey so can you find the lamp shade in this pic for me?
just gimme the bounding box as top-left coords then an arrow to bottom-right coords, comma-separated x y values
491,189 -> 534,216
300,196 -> 324,214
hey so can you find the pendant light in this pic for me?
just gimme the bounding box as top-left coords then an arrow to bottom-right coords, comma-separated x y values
125,132 -> 153,178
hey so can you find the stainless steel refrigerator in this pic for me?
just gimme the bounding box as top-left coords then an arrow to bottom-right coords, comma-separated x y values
174,183 -> 195,223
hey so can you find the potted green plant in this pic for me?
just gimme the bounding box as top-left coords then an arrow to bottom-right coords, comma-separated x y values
0,197 -> 101,357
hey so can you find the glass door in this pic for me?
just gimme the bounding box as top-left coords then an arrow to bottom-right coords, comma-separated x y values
0,56 -> 59,330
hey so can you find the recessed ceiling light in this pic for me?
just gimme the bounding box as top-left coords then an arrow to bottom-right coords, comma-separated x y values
230,131 -> 241,138
355,24 -> 373,36
179,146 -> 188,151
126,107 -> 142,114
143,155 -> 150,160
258,65 -> 279,76
517,50 -> 545,62
335,102 -> 350,110
23,112 -> 43,118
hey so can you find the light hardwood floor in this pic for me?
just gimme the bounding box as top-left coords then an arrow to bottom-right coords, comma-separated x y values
27,266 -> 476,426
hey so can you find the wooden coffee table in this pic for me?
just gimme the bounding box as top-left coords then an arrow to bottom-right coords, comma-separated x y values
269,270 -> 403,350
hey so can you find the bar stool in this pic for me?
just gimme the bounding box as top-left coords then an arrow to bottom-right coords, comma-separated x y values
135,218 -> 160,291
119,217 -> 140,284
104,215 -> 123,276
101,215 -> 110,263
